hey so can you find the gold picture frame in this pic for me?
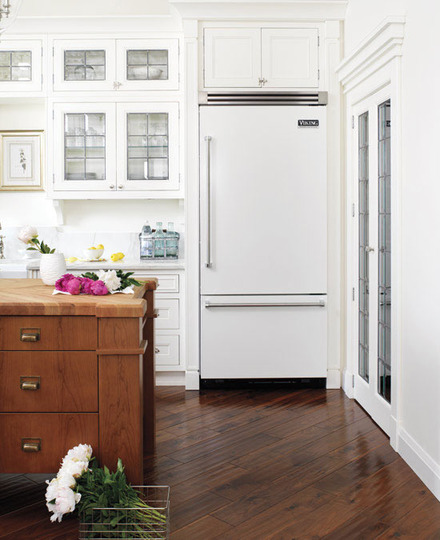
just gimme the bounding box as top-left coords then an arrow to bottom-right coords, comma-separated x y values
0,130 -> 44,191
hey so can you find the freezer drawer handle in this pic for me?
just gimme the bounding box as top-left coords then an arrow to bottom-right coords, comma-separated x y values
204,300 -> 325,308
205,135 -> 212,268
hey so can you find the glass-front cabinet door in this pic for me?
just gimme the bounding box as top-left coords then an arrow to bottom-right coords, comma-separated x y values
116,40 -> 179,90
0,39 -> 43,93
116,102 -> 179,191
53,40 -> 116,91
53,103 -> 116,191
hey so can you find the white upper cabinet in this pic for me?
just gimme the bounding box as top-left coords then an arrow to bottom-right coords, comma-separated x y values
116,39 -> 179,91
204,27 -> 320,89
261,28 -> 319,88
0,39 -> 43,93
204,28 -> 261,88
52,38 -> 179,92
53,39 -> 116,92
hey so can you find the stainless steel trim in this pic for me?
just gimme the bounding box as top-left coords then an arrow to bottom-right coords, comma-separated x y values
204,135 -> 212,268
204,300 -> 325,308
199,91 -> 328,106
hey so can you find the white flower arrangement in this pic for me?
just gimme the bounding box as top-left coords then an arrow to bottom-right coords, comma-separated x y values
97,269 -> 121,292
45,443 -> 92,523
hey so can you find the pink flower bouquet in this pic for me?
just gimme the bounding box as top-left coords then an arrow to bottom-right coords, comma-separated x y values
55,274 -> 108,296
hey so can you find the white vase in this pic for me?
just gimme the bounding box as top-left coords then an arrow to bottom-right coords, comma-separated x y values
39,253 -> 66,286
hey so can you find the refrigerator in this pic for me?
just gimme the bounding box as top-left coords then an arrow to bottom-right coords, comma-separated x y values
200,104 -> 327,381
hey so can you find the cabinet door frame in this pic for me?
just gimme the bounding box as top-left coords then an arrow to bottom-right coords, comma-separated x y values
116,102 -> 180,191
261,28 -> 319,88
203,28 -> 261,88
0,39 -> 43,93
115,39 -> 179,91
53,102 -> 117,192
53,39 -> 116,92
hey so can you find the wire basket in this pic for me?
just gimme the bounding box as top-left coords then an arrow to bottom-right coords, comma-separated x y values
78,486 -> 170,540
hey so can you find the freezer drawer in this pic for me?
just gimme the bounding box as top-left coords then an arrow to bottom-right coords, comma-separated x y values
201,295 -> 327,379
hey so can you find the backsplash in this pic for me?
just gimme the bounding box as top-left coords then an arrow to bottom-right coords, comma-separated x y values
1,226 -> 185,261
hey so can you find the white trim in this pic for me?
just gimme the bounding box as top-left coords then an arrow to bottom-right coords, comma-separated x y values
337,17 -> 404,93
326,369 -> 340,389
342,369 -> 354,398
398,427 -> 440,501
185,370 -> 200,390
156,371 -> 186,386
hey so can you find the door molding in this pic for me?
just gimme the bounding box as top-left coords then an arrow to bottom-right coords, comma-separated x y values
338,18 -> 404,449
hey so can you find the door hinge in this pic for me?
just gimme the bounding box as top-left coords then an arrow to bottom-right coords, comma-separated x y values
52,73 -> 54,84
53,173 -> 55,184
317,69 -> 320,81
52,47 -> 54,57
41,73 -> 43,84
352,287 -> 355,301
352,374 -> 355,388
352,115 -> 355,129
317,35 -> 320,47
52,110 -> 54,120
352,203 -> 355,217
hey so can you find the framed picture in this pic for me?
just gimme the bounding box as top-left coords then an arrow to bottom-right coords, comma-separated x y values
0,130 -> 44,191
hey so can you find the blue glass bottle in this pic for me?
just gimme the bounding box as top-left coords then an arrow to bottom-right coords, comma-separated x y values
153,222 -> 165,258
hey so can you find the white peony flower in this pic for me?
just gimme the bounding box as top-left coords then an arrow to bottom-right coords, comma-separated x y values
64,443 -> 93,464
49,486 -> 79,522
97,269 -> 121,292
60,458 -> 89,479
17,225 -> 38,244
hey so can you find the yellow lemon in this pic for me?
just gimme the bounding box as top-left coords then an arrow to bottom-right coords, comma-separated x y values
88,246 -> 97,250
67,256 -> 78,263
96,244 -> 104,249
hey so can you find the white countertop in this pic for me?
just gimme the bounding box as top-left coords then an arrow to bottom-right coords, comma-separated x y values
0,258 -> 185,271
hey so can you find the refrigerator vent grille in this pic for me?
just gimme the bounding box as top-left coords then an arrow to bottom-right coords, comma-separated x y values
201,91 -> 327,106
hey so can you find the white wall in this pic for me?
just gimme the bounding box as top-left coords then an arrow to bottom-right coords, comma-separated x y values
344,0 -> 440,490
19,0 -> 171,17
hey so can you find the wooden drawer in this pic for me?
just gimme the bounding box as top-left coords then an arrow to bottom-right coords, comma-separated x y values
0,413 -> 98,473
155,299 -> 179,330
0,351 -> 98,412
0,316 -> 97,351
155,335 -> 180,366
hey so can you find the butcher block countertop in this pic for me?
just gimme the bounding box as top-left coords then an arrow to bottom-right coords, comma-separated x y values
0,278 -> 157,317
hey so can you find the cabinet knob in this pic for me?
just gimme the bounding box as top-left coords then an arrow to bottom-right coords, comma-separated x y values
113,81 -> 122,90
155,347 -> 160,354
109,184 -> 115,189
118,185 -> 124,189
20,328 -> 40,342
21,438 -> 41,453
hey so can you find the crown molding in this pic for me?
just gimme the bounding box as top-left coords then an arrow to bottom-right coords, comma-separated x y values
170,0 -> 348,21
337,17 -> 405,93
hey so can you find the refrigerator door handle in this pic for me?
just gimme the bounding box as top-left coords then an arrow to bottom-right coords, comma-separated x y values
205,135 -> 212,268
204,300 -> 326,308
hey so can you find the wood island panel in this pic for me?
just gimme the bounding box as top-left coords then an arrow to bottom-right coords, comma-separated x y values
0,279 -> 157,483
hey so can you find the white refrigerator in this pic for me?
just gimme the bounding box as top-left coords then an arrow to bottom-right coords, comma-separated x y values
200,105 -> 327,381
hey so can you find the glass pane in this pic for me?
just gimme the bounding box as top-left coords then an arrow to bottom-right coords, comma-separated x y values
127,113 -> 148,136
86,65 -> 105,80
65,65 -> 86,80
0,52 -> 10,66
148,50 -> 168,65
11,51 -> 31,66
128,147 -> 148,159
85,113 -> 105,135
128,159 -> 147,180
127,65 -> 148,80
65,114 -> 85,135
65,147 -> 85,158
148,65 -> 167,80
86,136 -> 105,147
148,146 -> 168,158
358,111 -> 369,383
127,50 -> 148,65
11,67 -> 31,81
65,136 -> 84,148
148,158 -> 168,179
148,114 -> 168,135
128,135 -> 147,147
65,51 -> 85,65
377,99 -> 391,403
86,50 -> 105,65
86,146 -> 105,158
0,66 -> 11,80
86,159 -> 105,180
65,159 -> 85,180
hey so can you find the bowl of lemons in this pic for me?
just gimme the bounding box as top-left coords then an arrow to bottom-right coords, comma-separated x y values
83,244 -> 104,260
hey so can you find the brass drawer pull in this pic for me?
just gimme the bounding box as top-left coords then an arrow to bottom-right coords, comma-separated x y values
155,347 -> 160,354
20,329 -> 41,342
21,438 -> 41,453
20,377 -> 40,391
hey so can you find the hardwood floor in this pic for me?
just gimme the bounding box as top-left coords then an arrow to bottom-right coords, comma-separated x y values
1,386 -> 439,538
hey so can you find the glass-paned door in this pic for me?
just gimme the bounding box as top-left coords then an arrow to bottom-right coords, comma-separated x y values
53,103 -> 116,191
0,40 -> 42,92
116,39 -> 179,90
353,95 -> 392,435
116,102 -> 179,191
0,51 -> 32,81
64,50 -> 106,81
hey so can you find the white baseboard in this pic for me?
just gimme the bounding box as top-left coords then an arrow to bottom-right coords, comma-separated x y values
397,427 -> 440,501
185,370 -> 200,390
326,369 -> 341,389
342,369 -> 354,398
156,371 -> 186,386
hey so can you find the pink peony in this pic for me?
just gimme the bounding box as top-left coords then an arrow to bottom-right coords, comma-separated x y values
65,278 -> 81,295
80,277 -> 94,295
55,273 -> 75,291
90,280 -> 108,296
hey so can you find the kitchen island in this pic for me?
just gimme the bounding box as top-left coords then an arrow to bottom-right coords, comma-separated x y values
0,278 -> 156,484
